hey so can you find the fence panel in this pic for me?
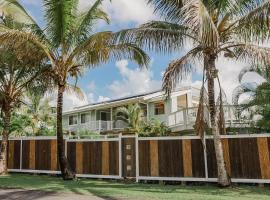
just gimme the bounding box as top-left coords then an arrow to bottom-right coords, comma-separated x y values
3,134 -> 270,183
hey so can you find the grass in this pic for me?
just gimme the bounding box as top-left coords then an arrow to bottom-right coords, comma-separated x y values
0,174 -> 270,200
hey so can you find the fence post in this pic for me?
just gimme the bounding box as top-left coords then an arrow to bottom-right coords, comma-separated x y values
203,133 -> 208,181
135,134 -> 139,183
65,136 -> 68,157
118,133 -> 122,179
20,138 -> 23,171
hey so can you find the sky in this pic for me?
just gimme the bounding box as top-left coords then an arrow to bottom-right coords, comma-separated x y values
19,0 -> 264,111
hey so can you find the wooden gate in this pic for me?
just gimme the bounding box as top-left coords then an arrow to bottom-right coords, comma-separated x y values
121,136 -> 136,178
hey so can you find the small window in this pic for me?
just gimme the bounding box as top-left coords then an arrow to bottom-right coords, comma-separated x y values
154,102 -> 165,115
81,113 -> 89,124
69,115 -> 78,125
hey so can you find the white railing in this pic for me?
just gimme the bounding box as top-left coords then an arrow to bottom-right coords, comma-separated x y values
168,105 -> 254,130
66,120 -> 128,133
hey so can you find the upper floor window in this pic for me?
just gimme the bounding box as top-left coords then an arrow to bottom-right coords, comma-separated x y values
154,102 -> 165,115
81,113 -> 89,124
69,115 -> 78,125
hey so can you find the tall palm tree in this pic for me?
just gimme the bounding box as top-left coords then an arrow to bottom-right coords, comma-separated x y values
115,103 -> 144,133
0,0 -> 149,179
0,38 -> 48,174
115,0 -> 270,186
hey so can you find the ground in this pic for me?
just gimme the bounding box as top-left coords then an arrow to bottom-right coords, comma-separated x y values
0,174 -> 270,200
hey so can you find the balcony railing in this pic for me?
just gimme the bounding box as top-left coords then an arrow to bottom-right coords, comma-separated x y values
168,105 -> 254,130
66,120 -> 128,133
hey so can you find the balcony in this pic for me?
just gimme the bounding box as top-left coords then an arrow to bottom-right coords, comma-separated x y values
168,105 -> 254,131
66,120 -> 128,133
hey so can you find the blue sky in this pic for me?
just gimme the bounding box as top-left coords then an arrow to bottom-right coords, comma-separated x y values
19,0 -> 259,110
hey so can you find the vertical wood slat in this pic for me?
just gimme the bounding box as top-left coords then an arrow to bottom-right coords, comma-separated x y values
150,140 -> 159,176
102,141 -> 109,175
76,142 -> 83,174
222,139 -> 231,176
50,140 -> 57,171
29,140 -> 35,170
182,139 -> 193,177
8,141 -> 14,169
257,138 -> 270,179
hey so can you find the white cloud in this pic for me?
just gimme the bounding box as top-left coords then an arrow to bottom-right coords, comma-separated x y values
98,96 -> 111,102
108,60 -> 161,98
79,0 -> 155,24
48,90 -> 88,111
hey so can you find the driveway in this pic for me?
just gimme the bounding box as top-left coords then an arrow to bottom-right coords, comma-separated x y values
0,189 -> 112,200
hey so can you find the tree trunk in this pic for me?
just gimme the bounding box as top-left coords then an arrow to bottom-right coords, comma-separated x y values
56,84 -> 75,180
0,107 -> 11,175
205,54 -> 231,187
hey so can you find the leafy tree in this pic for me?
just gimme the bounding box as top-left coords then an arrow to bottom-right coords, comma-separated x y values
116,0 -> 270,186
139,119 -> 171,137
0,0 -> 149,179
115,103 -> 144,133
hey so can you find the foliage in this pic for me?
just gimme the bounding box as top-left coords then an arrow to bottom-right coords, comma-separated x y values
138,119 -> 171,137
233,65 -> 270,131
115,103 -> 144,133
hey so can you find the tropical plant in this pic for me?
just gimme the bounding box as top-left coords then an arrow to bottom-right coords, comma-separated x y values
115,103 -> 145,133
139,119 -> 171,137
0,21 -> 48,174
233,65 -> 270,131
0,0 -> 149,179
115,0 -> 270,186
25,90 -> 56,136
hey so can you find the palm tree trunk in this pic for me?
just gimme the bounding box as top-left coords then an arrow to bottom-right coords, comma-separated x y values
0,107 -> 11,175
56,84 -> 75,180
205,54 -> 231,187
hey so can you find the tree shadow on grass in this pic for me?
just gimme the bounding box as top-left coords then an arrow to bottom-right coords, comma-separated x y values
1,174 -> 270,200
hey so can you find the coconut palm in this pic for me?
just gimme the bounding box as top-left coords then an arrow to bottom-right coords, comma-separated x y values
0,37 -> 48,174
232,65 -> 270,130
0,0 -> 149,179
115,0 -> 270,186
25,90 -> 56,136
233,65 -> 270,105
115,103 -> 144,133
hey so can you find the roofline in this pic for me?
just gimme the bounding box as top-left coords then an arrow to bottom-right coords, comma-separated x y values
63,86 -> 198,115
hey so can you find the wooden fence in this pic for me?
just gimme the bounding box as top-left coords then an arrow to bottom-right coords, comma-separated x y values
3,134 -> 270,183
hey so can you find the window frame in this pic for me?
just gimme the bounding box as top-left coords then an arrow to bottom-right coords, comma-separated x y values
154,102 -> 165,115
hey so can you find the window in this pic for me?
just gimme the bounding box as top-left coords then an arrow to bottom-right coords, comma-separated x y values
154,102 -> 165,115
81,113 -> 89,124
69,115 -> 78,125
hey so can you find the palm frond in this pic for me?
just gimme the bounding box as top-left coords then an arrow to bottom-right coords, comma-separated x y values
74,0 -> 109,43
65,84 -> 85,100
147,0 -> 183,22
71,31 -> 150,68
232,44 -> 270,66
162,46 -> 204,96
0,0 -> 35,23
238,64 -> 270,83
232,0 -> 270,43
43,0 -> 78,48
181,0 -> 219,47
114,21 -> 196,53
232,82 -> 257,105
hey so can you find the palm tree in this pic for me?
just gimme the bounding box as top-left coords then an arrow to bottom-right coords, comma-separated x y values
233,65 -> 270,130
115,103 -> 144,133
25,90 -> 56,136
233,65 -> 270,105
0,0 -> 149,179
115,0 -> 270,186
0,38 -> 48,174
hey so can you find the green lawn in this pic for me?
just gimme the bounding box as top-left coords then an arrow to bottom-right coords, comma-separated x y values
0,174 -> 270,200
